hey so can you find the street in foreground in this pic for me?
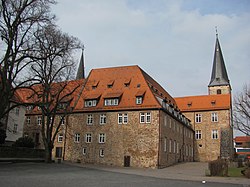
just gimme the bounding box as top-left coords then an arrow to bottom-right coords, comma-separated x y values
0,163 -> 243,187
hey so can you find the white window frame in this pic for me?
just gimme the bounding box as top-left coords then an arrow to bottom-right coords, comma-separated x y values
195,113 -> 202,123
85,133 -> 92,143
136,96 -> 143,105
26,116 -> 31,125
100,114 -> 106,125
82,148 -> 87,155
37,116 -> 42,125
118,113 -> 123,124
85,100 -> 97,107
173,140 -> 176,153
87,114 -> 93,125
211,112 -> 218,122
99,149 -> 104,157
82,147 -> 87,155
195,130 -> 202,140
99,133 -> 106,143
58,134 -> 63,142
74,133 -> 80,143
140,112 -> 145,123
104,98 -> 119,106
212,130 -> 218,139
123,113 -> 128,124
146,112 -> 151,123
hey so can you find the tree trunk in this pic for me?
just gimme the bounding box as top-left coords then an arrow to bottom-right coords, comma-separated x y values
44,145 -> 53,163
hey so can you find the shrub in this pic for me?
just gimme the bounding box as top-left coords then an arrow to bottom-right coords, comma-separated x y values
208,159 -> 228,176
13,136 -> 34,148
245,168 -> 250,179
237,158 -> 243,168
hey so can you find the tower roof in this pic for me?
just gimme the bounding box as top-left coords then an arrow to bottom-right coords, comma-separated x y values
208,35 -> 230,87
76,50 -> 85,79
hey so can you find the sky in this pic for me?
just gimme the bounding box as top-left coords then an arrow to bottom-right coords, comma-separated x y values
52,0 -> 250,98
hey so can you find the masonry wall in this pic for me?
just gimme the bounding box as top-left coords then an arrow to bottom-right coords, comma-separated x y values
158,110 -> 194,168
64,110 -> 160,168
183,109 -> 233,162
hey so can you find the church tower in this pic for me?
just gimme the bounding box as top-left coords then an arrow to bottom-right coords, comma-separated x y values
76,49 -> 85,80
208,34 -> 231,95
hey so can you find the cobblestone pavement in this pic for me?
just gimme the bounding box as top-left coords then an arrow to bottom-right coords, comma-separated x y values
66,162 -> 250,186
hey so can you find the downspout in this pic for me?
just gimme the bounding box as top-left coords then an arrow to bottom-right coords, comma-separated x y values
62,115 -> 68,161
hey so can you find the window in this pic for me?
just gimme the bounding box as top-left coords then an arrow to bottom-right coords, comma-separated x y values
140,112 -> 151,124
169,118 -> 172,128
146,112 -> 151,123
74,133 -> 80,143
60,116 -> 65,125
13,124 -> 18,133
195,113 -> 202,123
100,114 -> 106,125
140,113 -> 145,123
118,114 -> 123,124
104,98 -> 119,106
177,142 -> 179,154
58,134 -> 63,142
85,100 -> 97,107
99,133 -> 105,143
118,113 -> 128,124
217,89 -> 222,94
195,130 -> 202,140
99,149 -> 104,157
83,148 -> 87,155
15,107 -> 20,115
37,106 -> 41,110
211,112 -> 218,122
37,116 -> 42,125
87,114 -> 93,125
85,133 -> 92,143
169,139 -> 172,153
26,117 -> 30,125
212,130 -> 218,139
173,140 -> 176,153
55,147 -> 62,158
164,137 -> 167,152
26,105 -> 33,111
136,97 -> 143,104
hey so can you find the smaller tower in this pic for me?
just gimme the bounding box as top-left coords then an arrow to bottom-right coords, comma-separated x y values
76,49 -> 85,80
208,33 -> 231,95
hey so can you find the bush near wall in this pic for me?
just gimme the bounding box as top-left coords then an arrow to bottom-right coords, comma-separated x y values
208,159 -> 228,176
0,146 -> 44,158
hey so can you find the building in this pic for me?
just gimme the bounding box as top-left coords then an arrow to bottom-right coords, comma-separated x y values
234,136 -> 250,160
22,65 -> 194,168
175,35 -> 234,161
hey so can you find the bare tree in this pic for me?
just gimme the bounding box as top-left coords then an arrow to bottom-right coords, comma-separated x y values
233,84 -> 250,136
25,24 -> 83,163
0,0 -> 56,141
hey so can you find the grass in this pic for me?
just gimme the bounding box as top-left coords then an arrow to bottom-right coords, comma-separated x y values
228,167 -> 245,177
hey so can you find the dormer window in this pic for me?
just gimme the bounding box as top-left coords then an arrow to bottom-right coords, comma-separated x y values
211,100 -> 216,106
124,79 -> 131,87
217,89 -> 221,94
136,96 -> 143,105
104,98 -> 119,106
187,102 -> 192,107
85,99 -> 97,107
107,80 -> 114,88
92,81 -> 99,90
135,90 -> 145,105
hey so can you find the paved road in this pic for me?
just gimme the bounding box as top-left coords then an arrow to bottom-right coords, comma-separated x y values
0,163 -> 244,187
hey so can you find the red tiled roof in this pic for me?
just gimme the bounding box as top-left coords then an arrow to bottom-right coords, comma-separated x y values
74,65 -> 176,111
175,94 -> 231,112
234,136 -> 250,143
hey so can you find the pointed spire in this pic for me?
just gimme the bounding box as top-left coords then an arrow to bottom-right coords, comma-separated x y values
208,33 -> 230,87
76,48 -> 85,80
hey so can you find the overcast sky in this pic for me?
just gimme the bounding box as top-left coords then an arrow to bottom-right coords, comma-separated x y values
52,0 -> 250,98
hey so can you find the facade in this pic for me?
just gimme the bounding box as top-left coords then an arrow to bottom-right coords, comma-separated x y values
22,65 -> 194,168
234,136 -> 250,160
175,35 -> 233,161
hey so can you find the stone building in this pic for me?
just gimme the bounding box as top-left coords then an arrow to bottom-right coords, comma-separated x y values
22,65 -> 194,168
175,35 -> 234,161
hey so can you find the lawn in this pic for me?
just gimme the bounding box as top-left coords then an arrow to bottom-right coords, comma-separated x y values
228,167 -> 245,177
